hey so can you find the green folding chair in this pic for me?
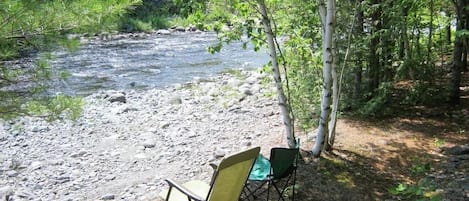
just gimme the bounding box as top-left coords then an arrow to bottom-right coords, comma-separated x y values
242,147 -> 299,201
160,147 -> 260,201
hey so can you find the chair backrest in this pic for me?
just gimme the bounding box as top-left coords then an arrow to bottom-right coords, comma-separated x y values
207,147 -> 260,201
269,148 -> 299,179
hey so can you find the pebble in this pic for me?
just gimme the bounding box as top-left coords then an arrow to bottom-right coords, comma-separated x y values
106,91 -> 126,103
6,170 -> 19,177
0,186 -> 13,199
100,194 -> 115,200
0,70 -> 283,201
142,140 -> 156,148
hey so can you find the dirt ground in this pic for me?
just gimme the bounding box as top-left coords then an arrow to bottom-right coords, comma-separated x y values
286,72 -> 469,201
159,71 -> 469,201
238,70 -> 469,201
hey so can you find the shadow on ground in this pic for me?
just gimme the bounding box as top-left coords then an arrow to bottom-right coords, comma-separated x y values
291,103 -> 468,201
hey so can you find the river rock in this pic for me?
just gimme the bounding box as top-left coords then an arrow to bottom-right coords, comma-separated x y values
214,150 -> 226,158
70,150 -> 87,158
6,170 -> 19,177
187,25 -> 198,32
173,26 -> 186,32
156,29 -> 171,35
0,186 -> 13,200
445,144 -> 469,155
29,161 -> 43,170
142,140 -> 156,148
0,132 -> 6,141
32,125 -> 49,132
246,74 -> 259,84
0,70 -> 285,201
239,84 -> 253,96
100,194 -> 115,200
15,190 -> 34,199
106,92 -> 126,103
167,96 -> 182,105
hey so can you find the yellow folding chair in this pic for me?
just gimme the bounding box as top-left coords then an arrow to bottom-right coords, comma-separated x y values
160,147 -> 260,201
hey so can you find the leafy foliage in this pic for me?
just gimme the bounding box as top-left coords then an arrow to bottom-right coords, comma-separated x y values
0,0 -> 140,120
26,95 -> 85,121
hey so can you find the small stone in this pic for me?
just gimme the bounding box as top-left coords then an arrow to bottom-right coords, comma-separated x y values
107,92 -> 126,103
160,122 -> 170,129
174,26 -> 185,32
121,106 -> 139,113
156,29 -> 171,35
0,133 -> 7,141
242,141 -> 252,147
444,144 -> 469,155
168,96 -> 182,105
105,175 -> 116,181
29,161 -> 42,170
239,85 -> 253,96
33,184 -> 43,190
134,153 -> 146,159
142,140 -> 156,148
31,126 -> 49,132
458,155 -> 469,160
100,194 -> 115,200
56,175 -> 71,184
0,186 -> 13,199
6,170 -> 19,177
70,150 -> 87,158
214,150 -> 226,158
16,190 -> 34,199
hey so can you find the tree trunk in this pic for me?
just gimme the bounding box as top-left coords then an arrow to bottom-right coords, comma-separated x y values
464,10 -> 469,71
427,0 -> 434,63
354,0 -> 364,101
463,45 -> 468,71
312,0 -> 336,157
368,0 -> 381,92
450,0 -> 467,105
446,11 -> 452,48
257,0 -> 296,148
326,39 -> 338,151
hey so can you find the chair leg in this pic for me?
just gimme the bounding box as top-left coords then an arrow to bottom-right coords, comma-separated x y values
267,180 -> 271,201
272,182 -> 285,201
165,186 -> 172,201
292,170 -> 296,201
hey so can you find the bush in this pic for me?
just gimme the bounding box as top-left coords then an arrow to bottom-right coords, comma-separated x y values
26,95 -> 85,121
358,82 -> 393,116
120,18 -> 154,33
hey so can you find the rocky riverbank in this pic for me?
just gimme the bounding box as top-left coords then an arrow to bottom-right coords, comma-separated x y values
0,69 -> 286,200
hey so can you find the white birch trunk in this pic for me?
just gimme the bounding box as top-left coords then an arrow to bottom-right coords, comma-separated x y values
327,2 -> 358,149
312,0 -> 336,156
327,39 -> 338,150
258,0 -> 296,148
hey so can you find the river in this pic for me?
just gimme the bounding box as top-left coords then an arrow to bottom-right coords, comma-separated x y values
49,32 -> 269,96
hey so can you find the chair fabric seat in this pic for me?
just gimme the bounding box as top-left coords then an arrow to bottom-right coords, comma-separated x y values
159,180 -> 210,201
248,154 -> 271,181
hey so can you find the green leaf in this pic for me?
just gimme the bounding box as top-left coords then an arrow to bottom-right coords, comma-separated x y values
455,29 -> 469,38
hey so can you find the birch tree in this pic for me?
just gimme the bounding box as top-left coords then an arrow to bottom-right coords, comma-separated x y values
312,0 -> 337,156
257,0 -> 296,148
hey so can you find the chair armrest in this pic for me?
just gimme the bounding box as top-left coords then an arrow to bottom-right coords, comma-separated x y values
209,163 -> 218,170
208,163 -> 218,185
164,179 -> 205,201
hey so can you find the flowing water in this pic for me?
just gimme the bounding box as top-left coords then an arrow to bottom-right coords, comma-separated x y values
50,32 -> 269,96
